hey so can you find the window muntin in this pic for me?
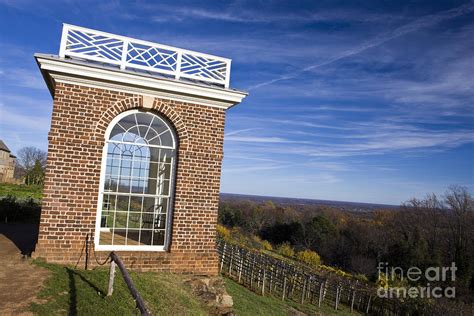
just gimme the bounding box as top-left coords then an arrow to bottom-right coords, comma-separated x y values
96,110 -> 176,250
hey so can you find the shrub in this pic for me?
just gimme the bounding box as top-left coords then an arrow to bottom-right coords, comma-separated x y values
277,242 -> 294,258
0,195 -> 41,223
249,235 -> 264,250
296,250 -> 321,268
216,225 -> 274,252
319,264 -> 354,280
376,272 -> 389,289
261,240 -> 273,251
354,274 -> 369,283
216,224 -> 231,241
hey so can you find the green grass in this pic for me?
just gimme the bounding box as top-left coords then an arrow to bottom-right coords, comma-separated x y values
0,183 -> 43,200
225,277 -> 362,316
30,259 -> 361,316
31,260 -> 208,315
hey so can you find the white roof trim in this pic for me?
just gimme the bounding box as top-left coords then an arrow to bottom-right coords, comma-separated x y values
35,55 -> 247,110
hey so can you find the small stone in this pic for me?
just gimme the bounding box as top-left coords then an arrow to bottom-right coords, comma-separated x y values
219,294 -> 233,308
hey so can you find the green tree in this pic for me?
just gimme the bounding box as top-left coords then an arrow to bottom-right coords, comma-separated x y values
26,159 -> 45,185
303,215 -> 338,251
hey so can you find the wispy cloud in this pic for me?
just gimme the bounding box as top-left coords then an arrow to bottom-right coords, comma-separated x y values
150,5 -> 405,25
225,128 -> 261,136
0,68 -> 47,89
226,135 -> 309,144
249,2 -> 474,90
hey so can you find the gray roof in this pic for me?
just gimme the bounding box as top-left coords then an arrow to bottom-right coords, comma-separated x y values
0,139 -> 11,153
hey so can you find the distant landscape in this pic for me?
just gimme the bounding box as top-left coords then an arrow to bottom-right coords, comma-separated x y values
221,193 -> 399,213
218,186 -> 474,310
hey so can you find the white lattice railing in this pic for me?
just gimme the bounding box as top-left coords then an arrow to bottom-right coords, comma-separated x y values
59,24 -> 232,88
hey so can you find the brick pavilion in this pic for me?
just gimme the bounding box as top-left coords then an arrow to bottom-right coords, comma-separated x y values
34,24 -> 247,274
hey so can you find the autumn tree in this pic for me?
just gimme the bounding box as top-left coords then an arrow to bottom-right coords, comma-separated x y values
444,185 -> 474,286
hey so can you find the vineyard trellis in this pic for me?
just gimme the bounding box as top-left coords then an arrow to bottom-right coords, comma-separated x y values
217,240 -> 374,314
216,240 -> 474,316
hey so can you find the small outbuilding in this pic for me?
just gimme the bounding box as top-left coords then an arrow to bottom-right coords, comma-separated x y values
34,24 -> 247,274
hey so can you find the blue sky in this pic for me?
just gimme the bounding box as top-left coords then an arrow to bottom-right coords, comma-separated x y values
0,0 -> 473,204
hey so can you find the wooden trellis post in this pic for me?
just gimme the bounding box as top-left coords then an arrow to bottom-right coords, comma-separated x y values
350,289 -> 356,313
250,255 -> 255,289
282,276 -> 287,301
220,243 -> 226,273
306,277 -> 312,301
228,246 -> 234,276
238,255 -> 243,283
366,295 -> 372,314
268,268 -> 273,294
261,269 -> 266,296
301,277 -> 307,304
318,281 -> 324,307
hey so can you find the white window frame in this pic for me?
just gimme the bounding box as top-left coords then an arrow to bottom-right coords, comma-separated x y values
94,109 -> 177,251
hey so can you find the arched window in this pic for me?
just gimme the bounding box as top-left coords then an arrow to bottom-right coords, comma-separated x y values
94,110 -> 177,251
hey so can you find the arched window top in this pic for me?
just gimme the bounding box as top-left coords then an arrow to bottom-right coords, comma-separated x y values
108,111 -> 176,149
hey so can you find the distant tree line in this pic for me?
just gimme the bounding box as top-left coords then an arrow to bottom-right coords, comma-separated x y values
218,185 -> 474,303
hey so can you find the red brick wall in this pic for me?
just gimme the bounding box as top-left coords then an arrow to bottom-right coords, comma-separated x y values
34,82 -> 225,274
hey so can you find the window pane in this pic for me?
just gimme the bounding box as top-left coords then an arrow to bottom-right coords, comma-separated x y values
109,124 -> 126,140
159,130 -> 173,147
116,195 -> 129,212
114,212 -> 128,228
141,212 -> 156,229
140,230 -> 153,246
104,177 -> 118,192
131,179 -> 145,193
143,197 -> 156,212
127,230 -> 141,245
111,229 -> 127,245
157,180 -> 171,196
129,196 -> 142,212
152,230 -> 165,246
135,112 -> 153,128
128,213 -> 141,229
118,178 -> 130,193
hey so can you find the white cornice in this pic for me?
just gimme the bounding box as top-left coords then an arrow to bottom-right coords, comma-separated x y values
35,55 -> 248,110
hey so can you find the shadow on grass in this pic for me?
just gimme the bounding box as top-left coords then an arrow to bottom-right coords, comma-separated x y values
66,268 -> 107,315
67,269 -> 77,315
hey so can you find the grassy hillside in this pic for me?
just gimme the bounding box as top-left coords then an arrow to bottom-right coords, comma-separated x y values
30,260 -> 359,315
225,277 -> 361,316
31,260 -> 208,315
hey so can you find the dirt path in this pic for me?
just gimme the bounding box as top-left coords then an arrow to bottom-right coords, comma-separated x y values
0,224 -> 49,315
